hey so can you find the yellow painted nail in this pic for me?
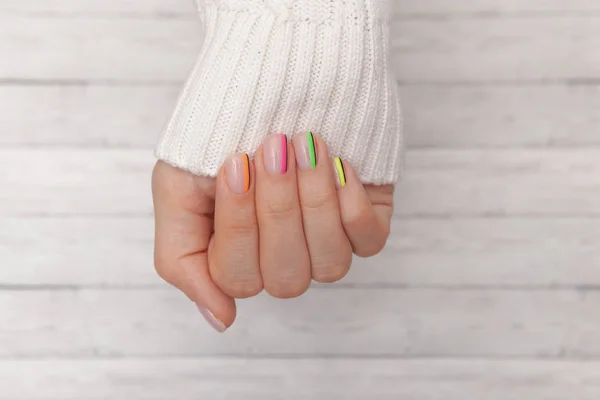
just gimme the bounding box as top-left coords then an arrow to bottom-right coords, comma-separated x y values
334,157 -> 346,188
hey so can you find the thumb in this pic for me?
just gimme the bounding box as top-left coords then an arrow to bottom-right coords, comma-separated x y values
152,161 -> 236,332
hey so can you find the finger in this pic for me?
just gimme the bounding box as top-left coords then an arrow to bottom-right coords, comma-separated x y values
333,159 -> 394,257
209,154 -> 262,299
292,132 -> 352,283
152,161 -> 236,332
255,134 -> 311,299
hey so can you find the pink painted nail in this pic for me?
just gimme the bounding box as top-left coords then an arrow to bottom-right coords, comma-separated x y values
263,134 -> 288,175
196,304 -> 227,333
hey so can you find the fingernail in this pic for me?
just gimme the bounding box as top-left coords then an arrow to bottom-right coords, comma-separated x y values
263,134 -> 288,175
294,131 -> 317,170
225,153 -> 251,194
196,304 -> 227,333
333,157 -> 347,188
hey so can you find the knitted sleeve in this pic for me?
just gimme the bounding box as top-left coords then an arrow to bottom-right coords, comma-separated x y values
156,0 -> 403,184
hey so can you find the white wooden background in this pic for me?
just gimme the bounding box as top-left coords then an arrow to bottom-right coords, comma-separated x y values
1,0 -> 599,398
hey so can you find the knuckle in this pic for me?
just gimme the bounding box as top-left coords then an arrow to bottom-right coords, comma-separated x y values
265,278 -> 311,299
363,222 -> 392,257
223,206 -> 257,228
154,252 -> 178,286
220,223 -> 257,238
312,263 -> 351,283
209,252 -> 262,299
301,191 -> 336,212
220,278 -> 264,299
381,222 -> 392,241
355,236 -> 388,258
342,205 -> 373,231
311,253 -> 353,283
261,197 -> 297,221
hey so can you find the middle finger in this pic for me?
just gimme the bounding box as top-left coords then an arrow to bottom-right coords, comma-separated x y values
255,134 -> 311,298
292,132 -> 352,283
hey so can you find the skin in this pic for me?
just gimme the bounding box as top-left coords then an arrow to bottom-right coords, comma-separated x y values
152,133 -> 394,331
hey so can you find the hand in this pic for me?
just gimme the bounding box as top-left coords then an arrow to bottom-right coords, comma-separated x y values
152,133 -> 394,332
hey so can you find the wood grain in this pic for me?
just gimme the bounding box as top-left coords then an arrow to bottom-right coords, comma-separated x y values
1,359 -> 599,400
4,84 -> 600,147
2,149 -> 597,216
2,17 -> 599,82
401,84 -> 600,147
0,16 -> 202,81
3,0 -> 600,16
2,217 -> 598,287
0,85 -> 179,147
0,0 -> 196,16
1,288 -> 599,357
0,150 -> 155,216
395,0 -> 600,14
400,149 -> 600,217
391,17 -> 600,83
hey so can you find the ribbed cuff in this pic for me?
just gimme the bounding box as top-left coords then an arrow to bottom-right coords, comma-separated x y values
156,0 -> 403,184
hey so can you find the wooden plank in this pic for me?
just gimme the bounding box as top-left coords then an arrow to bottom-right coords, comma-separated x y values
2,217 -> 598,287
1,288 -> 599,357
0,150 -> 156,216
4,84 -> 600,147
391,17 -> 600,83
1,359 -> 599,400
0,85 -> 179,147
2,17 -> 600,82
3,0 -> 600,16
1,149 -> 598,217
400,149 -> 600,217
401,84 -> 600,147
0,17 -> 202,82
395,0 -> 600,14
0,0 -> 197,16
366,218 -> 600,287
0,218 -> 158,286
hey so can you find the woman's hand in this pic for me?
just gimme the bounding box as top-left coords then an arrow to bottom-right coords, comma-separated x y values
152,133 -> 394,332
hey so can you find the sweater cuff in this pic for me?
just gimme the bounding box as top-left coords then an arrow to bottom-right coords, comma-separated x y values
156,0 -> 403,184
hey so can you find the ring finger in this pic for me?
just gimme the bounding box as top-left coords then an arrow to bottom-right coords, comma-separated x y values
293,132 -> 352,283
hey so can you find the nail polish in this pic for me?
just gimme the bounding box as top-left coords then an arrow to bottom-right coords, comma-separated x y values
263,134 -> 288,175
196,304 -> 227,333
225,153 -> 251,194
333,157 -> 347,188
294,131 -> 317,170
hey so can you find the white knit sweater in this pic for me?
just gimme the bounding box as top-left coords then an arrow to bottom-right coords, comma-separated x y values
156,0 -> 403,184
